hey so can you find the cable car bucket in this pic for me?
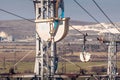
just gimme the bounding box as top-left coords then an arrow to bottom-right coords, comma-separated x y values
80,33 -> 91,62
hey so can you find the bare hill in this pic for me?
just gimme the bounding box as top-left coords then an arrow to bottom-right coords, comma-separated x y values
70,20 -> 96,25
0,20 -> 95,40
0,20 -> 35,40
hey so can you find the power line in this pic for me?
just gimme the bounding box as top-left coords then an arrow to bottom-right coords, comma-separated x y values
0,8 -> 35,23
0,8 -> 83,40
92,0 -> 115,26
92,0 -> 120,32
73,0 -> 100,24
0,8 -> 43,39
73,0 -> 115,34
0,8 -> 88,38
69,25 -> 85,35
0,4 -> 116,36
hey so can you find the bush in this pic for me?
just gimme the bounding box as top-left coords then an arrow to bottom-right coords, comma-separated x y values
91,66 -> 107,74
80,69 -> 87,75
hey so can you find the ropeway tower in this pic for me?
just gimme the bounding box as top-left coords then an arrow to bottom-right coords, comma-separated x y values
98,34 -> 120,80
33,0 -> 70,80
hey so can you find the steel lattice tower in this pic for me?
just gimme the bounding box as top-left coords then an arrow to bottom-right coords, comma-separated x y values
33,0 -> 69,80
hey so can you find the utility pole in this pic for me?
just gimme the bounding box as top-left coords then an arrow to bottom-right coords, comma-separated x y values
33,0 -> 69,80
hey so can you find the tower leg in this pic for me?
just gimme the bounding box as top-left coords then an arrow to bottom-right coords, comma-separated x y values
50,40 -> 56,80
34,35 -> 44,80
107,41 -> 117,80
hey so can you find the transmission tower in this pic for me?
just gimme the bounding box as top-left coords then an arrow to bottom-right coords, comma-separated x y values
33,0 -> 69,80
107,41 -> 117,80
102,34 -> 120,80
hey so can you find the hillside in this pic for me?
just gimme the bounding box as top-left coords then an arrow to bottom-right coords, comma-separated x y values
0,20 -> 96,41
0,20 -> 35,40
0,19 -> 120,42
0,20 -> 120,63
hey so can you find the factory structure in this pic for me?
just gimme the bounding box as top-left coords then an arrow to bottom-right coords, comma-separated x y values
0,31 -> 14,42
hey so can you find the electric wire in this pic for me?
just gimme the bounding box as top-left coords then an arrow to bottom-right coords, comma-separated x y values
92,0 -> 120,32
0,8 -> 44,70
73,0 -> 114,34
14,50 -> 34,67
0,2 -> 114,34
73,0 -> 100,24
92,0 -> 119,73
59,56 -> 81,69
0,8 -> 35,23
0,8 -> 88,40
72,0 -> 119,58
92,0 -> 115,26
0,8 -> 42,39
0,2 -> 117,39
70,24 -> 108,53
69,25 -> 85,35
0,1 -> 118,75
0,4 -> 115,43
0,5 -> 88,37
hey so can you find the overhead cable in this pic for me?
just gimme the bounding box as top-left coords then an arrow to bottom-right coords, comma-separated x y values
92,0 -> 120,32
59,56 -> 81,69
14,50 -> 34,67
92,0 -> 115,26
0,8 -> 35,23
0,8 -> 43,39
73,0 -> 100,24
69,25 -> 85,35
73,0 -> 114,34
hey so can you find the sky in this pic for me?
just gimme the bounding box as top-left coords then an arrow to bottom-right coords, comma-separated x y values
0,0 -> 120,23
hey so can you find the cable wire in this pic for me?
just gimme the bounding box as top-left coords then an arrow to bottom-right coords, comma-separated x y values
92,0 -> 120,32
69,25 -> 85,35
14,50 -> 34,67
73,0 -> 100,24
59,56 -> 81,69
73,0 -> 114,34
0,8 -> 43,39
0,8 -> 35,23
92,0 -> 114,26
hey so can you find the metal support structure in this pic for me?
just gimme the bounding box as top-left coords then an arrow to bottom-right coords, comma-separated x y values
82,33 -> 88,52
97,33 -> 120,80
34,0 -> 49,80
33,0 -> 67,80
102,34 -> 120,80
107,41 -> 117,80
51,40 -> 56,79
34,35 -> 41,80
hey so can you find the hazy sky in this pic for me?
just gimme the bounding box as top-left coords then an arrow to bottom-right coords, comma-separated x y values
0,0 -> 120,22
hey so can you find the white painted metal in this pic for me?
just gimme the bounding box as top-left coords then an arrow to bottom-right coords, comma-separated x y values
80,33 -> 91,62
107,41 -> 117,80
34,0 -> 69,80
80,52 -> 91,62
36,18 -> 70,42
102,34 -> 118,80
34,0 -> 45,80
